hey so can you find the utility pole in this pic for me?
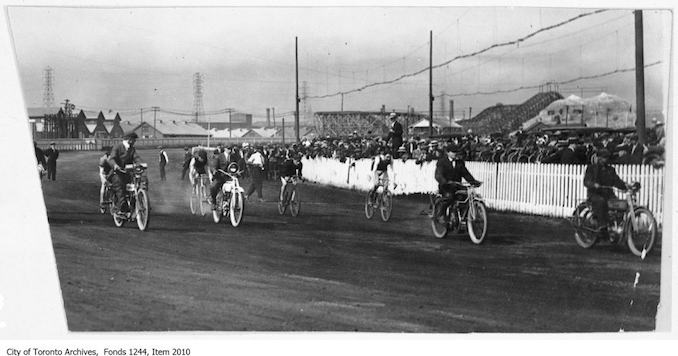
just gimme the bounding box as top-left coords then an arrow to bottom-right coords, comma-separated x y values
295,36 -> 300,143
229,110 -> 232,138
282,117 -> 286,145
429,30 -> 434,137
140,108 -> 143,124
341,93 -> 344,112
634,10 -> 647,144
272,107 -> 276,129
152,106 -> 159,138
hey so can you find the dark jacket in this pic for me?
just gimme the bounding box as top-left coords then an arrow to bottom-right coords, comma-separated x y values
108,142 -> 141,170
583,162 -> 626,198
34,145 -> 47,166
45,147 -> 59,164
435,156 -> 478,188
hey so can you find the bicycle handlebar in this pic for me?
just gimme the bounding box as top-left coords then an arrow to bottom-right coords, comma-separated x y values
442,181 -> 482,188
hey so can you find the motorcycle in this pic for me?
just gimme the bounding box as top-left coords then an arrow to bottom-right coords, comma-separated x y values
111,163 -> 150,231
431,181 -> 488,244
570,182 -> 657,258
212,162 -> 245,227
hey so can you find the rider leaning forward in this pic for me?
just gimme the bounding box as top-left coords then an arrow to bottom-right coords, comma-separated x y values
368,146 -> 393,201
107,132 -> 144,215
279,152 -> 304,202
434,144 -> 481,222
209,143 -> 238,209
583,148 -> 631,238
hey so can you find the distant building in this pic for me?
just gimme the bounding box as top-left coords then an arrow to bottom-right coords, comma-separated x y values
194,112 -> 253,131
129,120 -> 208,138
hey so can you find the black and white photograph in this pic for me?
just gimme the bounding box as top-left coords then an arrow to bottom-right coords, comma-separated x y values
0,0 -> 675,347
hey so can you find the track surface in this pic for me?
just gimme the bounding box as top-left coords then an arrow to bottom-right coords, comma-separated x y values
41,149 -> 661,332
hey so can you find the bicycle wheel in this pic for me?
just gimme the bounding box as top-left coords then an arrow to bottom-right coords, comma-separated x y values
379,191 -> 392,222
625,207 -> 657,258
199,184 -> 209,216
430,199 -> 449,238
212,192 -> 223,223
112,197 -> 125,228
100,185 -> 110,214
364,191 -> 375,219
135,189 -> 150,231
467,200 -> 487,244
230,191 -> 244,227
290,189 -> 300,217
278,186 -> 289,215
572,203 -> 598,249
189,185 -> 199,215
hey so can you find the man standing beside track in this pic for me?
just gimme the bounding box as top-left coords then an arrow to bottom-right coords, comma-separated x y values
245,146 -> 266,202
108,132 -> 143,215
386,112 -> 403,159
45,142 -> 60,181
158,146 -> 168,182
181,146 -> 191,180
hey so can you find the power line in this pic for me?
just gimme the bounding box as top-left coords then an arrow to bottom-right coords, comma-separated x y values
443,61 -> 662,97
306,9 -> 608,100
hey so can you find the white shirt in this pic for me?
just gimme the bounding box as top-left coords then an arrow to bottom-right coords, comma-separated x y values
248,151 -> 265,167
159,150 -> 169,163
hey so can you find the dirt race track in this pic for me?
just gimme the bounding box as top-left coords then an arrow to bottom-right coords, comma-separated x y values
41,149 -> 661,332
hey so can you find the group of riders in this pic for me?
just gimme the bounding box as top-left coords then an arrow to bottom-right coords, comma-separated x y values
96,130 -> 637,240
97,132 -> 304,217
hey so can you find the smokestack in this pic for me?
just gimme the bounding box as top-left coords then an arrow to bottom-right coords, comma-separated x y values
449,100 -> 454,121
266,108 -> 271,127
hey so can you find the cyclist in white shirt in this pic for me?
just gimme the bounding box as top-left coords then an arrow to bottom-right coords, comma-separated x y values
245,146 -> 266,202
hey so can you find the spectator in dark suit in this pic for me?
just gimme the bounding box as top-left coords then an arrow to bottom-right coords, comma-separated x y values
44,142 -> 60,180
386,112 -> 403,158
181,146 -> 192,180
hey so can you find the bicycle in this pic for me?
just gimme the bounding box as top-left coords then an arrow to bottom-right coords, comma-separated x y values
212,163 -> 245,227
190,173 -> 210,216
570,182 -> 657,258
278,175 -> 303,217
430,181 -> 487,244
100,180 -> 112,214
365,174 -> 393,222
111,163 -> 150,231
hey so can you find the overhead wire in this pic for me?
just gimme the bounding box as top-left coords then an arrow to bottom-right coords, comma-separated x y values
306,9 -> 609,100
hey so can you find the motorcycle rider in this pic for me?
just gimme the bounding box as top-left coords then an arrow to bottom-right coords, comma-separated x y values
107,132 -> 143,216
583,148 -> 630,238
434,143 -> 481,223
209,144 -> 238,209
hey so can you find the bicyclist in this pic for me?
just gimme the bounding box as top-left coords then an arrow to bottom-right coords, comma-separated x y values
209,144 -> 238,209
189,147 -> 210,188
279,153 -> 304,202
434,144 -> 481,222
98,149 -> 113,209
107,132 -> 143,215
368,146 -> 393,202
583,148 -> 630,237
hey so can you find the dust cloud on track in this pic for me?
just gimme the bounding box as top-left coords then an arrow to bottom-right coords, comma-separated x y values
40,149 -> 661,332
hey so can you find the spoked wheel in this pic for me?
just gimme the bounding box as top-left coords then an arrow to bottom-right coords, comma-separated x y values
290,190 -> 300,217
229,191 -> 244,227
467,200 -> 487,244
379,191 -> 392,222
189,185 -> 199,215
135,189 -> 150,231
212,192 -> 223,223
625,207 -> 657,258
572,203 -> 598,249
430,200 -> 449,239
364,191 -> 375,219
100,186 -> 111,214
112,198 -> 125,228
278,187 -> 289,215
198,184 -> 209,216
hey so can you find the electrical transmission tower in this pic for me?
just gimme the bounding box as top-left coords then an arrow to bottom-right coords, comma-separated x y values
193,72 -> 205,122
43,66 -> 55,108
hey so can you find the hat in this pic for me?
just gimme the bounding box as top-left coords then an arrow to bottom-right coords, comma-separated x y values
158,145 -> 163,149
50,142 -> 56,145
445,143 -> 461,153
123,132 -> 138,140
388,112 -> 397,119
429,140 -> 439,147
397,145 -> 407,153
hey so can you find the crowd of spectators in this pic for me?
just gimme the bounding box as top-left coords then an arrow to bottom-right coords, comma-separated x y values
194,121 -> 666,182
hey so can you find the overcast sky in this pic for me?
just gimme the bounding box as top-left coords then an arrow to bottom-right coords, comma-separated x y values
7,6 -> 672,123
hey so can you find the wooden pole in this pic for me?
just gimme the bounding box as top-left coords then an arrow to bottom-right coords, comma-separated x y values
429,30 -> 434,137
634,10 -> 647,144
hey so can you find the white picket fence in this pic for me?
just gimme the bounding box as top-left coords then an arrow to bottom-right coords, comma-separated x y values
301,157 -> 665,225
